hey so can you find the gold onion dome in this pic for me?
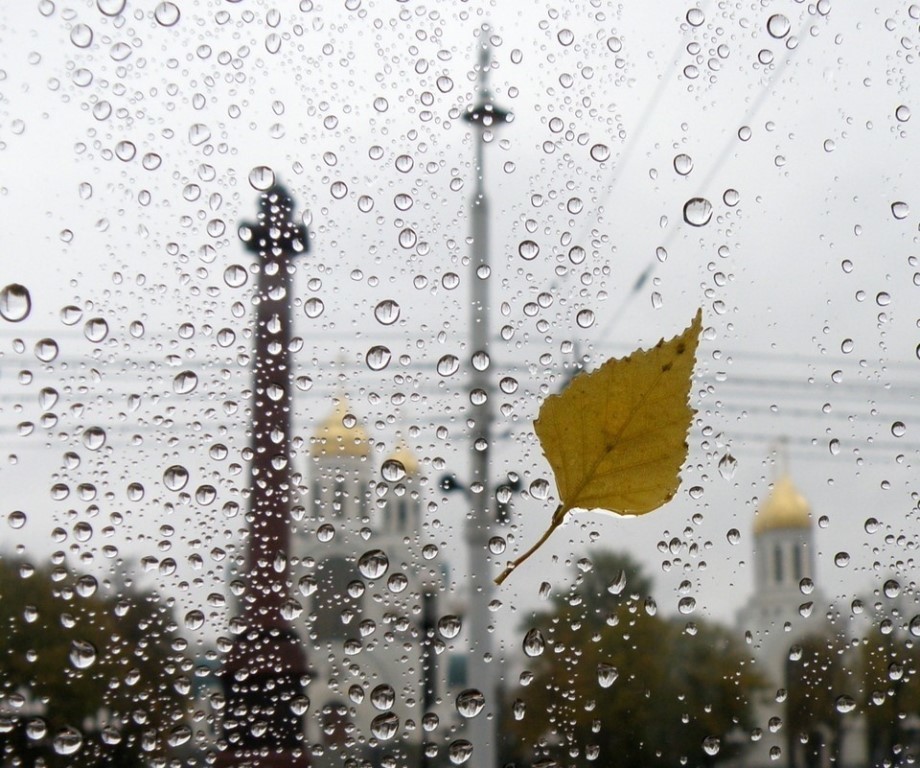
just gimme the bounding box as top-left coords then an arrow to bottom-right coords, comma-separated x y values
386,440 -> 420,477
309,397 -> 370,459
753,474 -> 811,535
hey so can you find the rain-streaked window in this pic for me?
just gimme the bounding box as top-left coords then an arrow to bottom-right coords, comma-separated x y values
1,3 -> 918,768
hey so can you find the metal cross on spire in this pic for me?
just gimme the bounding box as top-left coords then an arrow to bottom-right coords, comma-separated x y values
219,183 -> 311,768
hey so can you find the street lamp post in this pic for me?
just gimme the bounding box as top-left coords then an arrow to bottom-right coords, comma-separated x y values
460,34 -> 511,768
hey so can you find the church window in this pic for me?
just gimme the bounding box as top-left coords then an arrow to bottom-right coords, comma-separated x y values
774,545 -> 784,585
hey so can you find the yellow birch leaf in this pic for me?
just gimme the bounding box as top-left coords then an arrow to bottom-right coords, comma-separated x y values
495,309 -> 702,585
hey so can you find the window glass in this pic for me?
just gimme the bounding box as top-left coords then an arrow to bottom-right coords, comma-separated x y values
0,3 -> 918,768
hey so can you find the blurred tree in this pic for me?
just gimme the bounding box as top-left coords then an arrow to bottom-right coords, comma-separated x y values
0,555 -> 186,767
503,551 -> 762,768
783,634 -> 850,768
860,625 -> 920,766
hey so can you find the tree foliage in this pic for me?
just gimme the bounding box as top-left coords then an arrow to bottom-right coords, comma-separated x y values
503,551 -> 763,768
0,555 -> 186,767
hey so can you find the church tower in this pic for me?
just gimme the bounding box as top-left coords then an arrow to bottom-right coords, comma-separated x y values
293,397 -> 444,765
738,472 -> 826,687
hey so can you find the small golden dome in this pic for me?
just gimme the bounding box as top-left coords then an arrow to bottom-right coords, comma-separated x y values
386,440 -> 420,476
753,474 -> 811,535
309,397 -> 371,459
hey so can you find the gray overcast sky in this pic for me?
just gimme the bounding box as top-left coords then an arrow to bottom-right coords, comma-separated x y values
0,0 -> 918,648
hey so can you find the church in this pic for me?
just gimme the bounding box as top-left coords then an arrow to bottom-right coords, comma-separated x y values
736,470 -> 867,768
290,396 -> 460,766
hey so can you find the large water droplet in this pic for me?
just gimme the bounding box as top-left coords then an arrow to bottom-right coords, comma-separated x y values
83,317 -> 109,342
718,452 -> 737,480
248,165 -> 275,190
528,478 -> 550,500
448,739 -> 474,765
366,345 -> 392,371
173,371 -> 198,394
437,615 -> 462,639
597,663 -> 618,688
767,13 -> 791,38
163,465 -> 189,491
0,284 -> 31,322
381,459 -> 406,482
835,695 -> 856,713
69,639 -> 97,669
184,609 -> 205,630
456,689 -> 485,718
370,712 -> 399,741
576,309 -> 595,328
683,197 -> 713,226
357,549 -> 389,579
673,154 -> 693,175
374,299 -> 401,325
702,736 -> 721,756
53,726 -> 83,755
154,1 -> 181,26
371,684 -> 395,711
590,144 -> 610,162
518,240 -> 540,260
892,201 -> 910,220
437,354 -> 460,376
522,628 -> 546,657
70,24 -> 93,48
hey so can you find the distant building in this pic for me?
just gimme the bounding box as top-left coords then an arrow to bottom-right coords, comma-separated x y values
291,396 -> 456,766
737,471 -> 865,768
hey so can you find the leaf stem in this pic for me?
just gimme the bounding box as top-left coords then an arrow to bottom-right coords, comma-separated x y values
494,504 -> 567,586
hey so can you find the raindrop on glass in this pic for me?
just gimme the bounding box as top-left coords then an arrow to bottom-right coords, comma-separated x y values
590,144 -> 610,162
673,154 -> 693,175
52,727 -> 83,755
438,615 -> 462,639
371,684 -> 396,711
597,663 -> 618,688
522,628 -> 545,657
576,309 -> 595,328
248,165 -> 275,190
69,639 -> 97,669
374,300 -> 400,325
437,355 -> 460,376
83,317 -> 109,342
891,201 -> 909,220
767,14 -> 791,39
154,1 -> 181,26
163,465 -> 190,492
448,739 -> 473,765
70,24 -> 93,48
8,510 -> 26,529
370,712 -> 400,741
518,240 -> 540,260
304,298 -> 324,318
34,338 -> 58,363
683,197 -> 713,226
381,459 -> 406,482
366,345 -> 392,371
456,689 -> 485,718
173,371 -> 198,394
0,284 -> 31,322
82,427 -> 106,451
357,549 -> 389,579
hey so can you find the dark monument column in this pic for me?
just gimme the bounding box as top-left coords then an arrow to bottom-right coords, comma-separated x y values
219,184 -> 310,768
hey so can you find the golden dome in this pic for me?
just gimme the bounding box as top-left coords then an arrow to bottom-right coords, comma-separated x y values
309,397 -> 371,459
386,440 -> 420,476
753,474 -> 811,535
